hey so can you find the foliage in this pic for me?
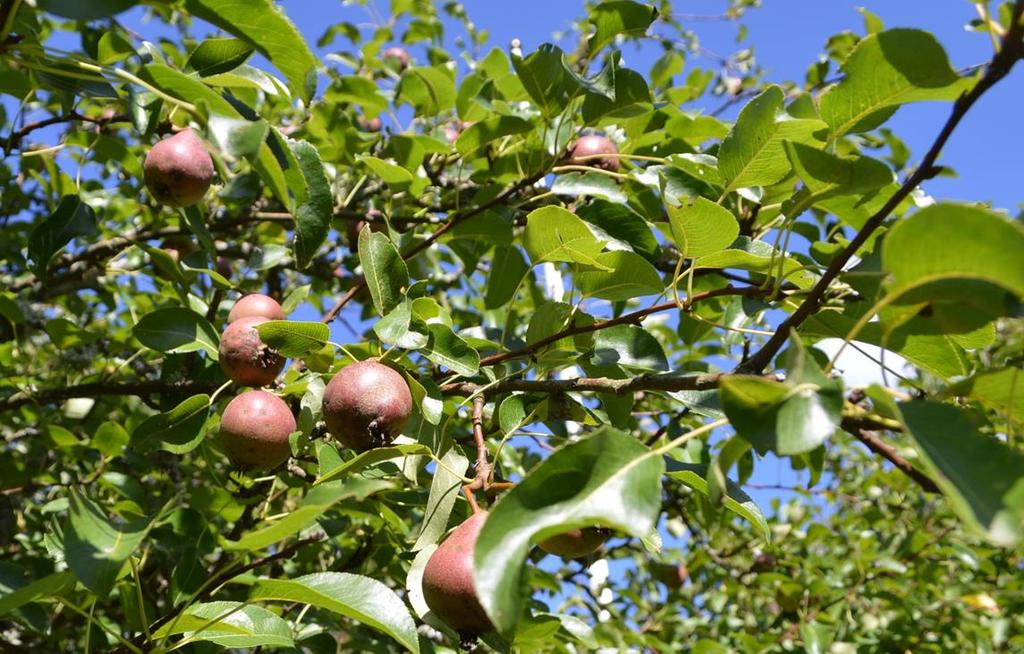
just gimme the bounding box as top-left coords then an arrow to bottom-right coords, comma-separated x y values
0,0 -> 1022,652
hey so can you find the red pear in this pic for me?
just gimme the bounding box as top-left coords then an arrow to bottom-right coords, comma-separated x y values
219,390 -> 296,469
219,316 -> 285,387
143,128 -> 214,207
538,526 -> 609,559
422,511 -> 494,635
321,360 -> 412,451
228,294 -> 285,323
567,134 -> 620,172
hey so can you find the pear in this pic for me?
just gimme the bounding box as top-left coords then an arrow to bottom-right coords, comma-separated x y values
219,390 -> 295,469
567,134 -> 620,172
143,128 -> 214,207
228,294 -> 285,323
321,360 -> 412,451
422,511 -> 494,635
538,526 -> 609,559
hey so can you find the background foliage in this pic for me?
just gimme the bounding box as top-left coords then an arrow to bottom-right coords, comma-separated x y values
0,0 -> 1022,652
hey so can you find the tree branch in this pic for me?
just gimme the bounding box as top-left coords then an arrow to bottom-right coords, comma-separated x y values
0,379 -> 219,413
478,285 -> 765,368
739,7 -> 1024,374
3,111 -> 131,154
462,396 -> 492,513
840,417 -> 940,493
441,372 -> 742,397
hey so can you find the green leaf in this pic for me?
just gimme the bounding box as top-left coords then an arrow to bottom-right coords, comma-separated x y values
718,86 -> 826,191
590,324 -> 669,371
250,572 -> 420,653
882,203 -> 1024,303
667,196 -> 739,259
227,478 -> 391,551
721,338 -> 844,455
139,63 -> 238,116
664,460 -> 770,542
580,66 -> 653,123
587,1 -> 658,53
133,308 -> 219,357
375,299 -> 429,350
575,200 -> 658,260
551,172 -> 627,203
92,421 -> 130,458
133,394 -> 211,454
97,31 -> 134,64
290,140 -> 333,269
359,155 -> 418,193
899,401 -> 1024,547
455,116 -> 534,155
412,448 -> 469,551
694,237 -> 810,287
820,28 -> 971,137
512,44 -> 581,117
475,427 -> 664,635
314,445 -> 431,486
63,490 -> 152,596
396,65 -> 456,117
28,195 -> 97,280
578,251 -> 662,301
943,367 -> 1024,428
783,141 -> 893,200
421,324 -> 480,377
185,0 -> 318,102
522,206 -> 610,269
152,601 -> 293,648
0,571 -> 75,616
38,0 -> 134,19
485,245 -> 530,309
207,115 -> 268,159
326,76 -> 389,114
187,37 -> 254,76
255,320 -> 329,358
359,229 -> 409,316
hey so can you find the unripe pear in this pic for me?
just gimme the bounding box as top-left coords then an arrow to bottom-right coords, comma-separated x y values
422,511 -> 494,636
219,390 -> 296,469
219,316 -> 285,387
143,128 -> 214,207
538,527 -> 609,559
228,294 -> 285,323
567,134 -> 620,172
321,359 -> 412,451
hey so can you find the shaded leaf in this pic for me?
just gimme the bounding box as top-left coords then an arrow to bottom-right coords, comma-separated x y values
251,572 -> 420,653
899,401 -> 1024,546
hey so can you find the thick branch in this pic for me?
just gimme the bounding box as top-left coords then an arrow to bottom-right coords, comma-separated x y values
0,379 -> 219,413
478,285 -> 765,368
739,8 -> 1024,374
441,372 -> 738,397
